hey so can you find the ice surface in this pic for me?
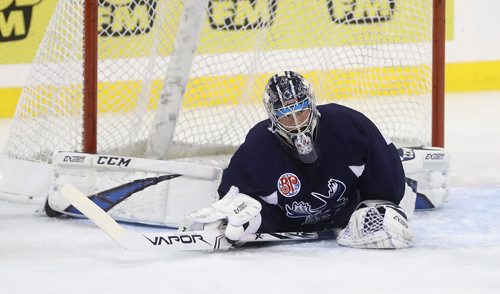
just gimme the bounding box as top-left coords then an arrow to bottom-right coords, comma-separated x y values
1,92 -> 499,294
1,187 -> 499,293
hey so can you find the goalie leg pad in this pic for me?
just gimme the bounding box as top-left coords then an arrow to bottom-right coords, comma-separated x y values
47,152 -> 221,227
337,201 -> 413,249
400,147 -> 450,209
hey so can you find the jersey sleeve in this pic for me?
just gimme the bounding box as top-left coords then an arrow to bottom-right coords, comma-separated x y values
217,121 -> 290,233
354,114 -> 406,204
218,121 -> 278,198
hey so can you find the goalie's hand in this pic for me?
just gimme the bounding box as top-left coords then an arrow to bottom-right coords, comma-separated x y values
337,200 -> 413,249
179,186 -> 262,244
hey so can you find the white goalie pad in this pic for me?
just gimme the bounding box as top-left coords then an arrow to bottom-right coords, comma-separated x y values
47,152 -> 222,228
400,147 -> 450,210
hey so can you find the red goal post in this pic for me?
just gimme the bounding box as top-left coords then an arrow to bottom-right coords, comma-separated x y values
432,0 -> 446,148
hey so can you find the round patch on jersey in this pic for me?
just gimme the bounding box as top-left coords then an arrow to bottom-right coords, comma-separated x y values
277,173 -> 301,197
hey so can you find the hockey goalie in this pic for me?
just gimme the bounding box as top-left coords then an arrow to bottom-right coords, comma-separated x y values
47,72 -> 449,250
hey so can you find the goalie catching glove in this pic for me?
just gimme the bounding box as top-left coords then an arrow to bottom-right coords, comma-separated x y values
179,186 -> 262,244
337,200 -> 413,249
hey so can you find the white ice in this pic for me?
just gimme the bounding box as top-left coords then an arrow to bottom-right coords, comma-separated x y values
1,92 -> 499,294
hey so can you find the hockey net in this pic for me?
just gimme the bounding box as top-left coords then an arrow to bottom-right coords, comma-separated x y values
4,0 -> 442,165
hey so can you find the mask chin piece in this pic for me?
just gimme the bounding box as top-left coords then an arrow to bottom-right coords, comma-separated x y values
292,132 -> 319,164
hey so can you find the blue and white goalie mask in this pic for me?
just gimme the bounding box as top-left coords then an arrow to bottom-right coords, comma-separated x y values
263,71 -> 320,163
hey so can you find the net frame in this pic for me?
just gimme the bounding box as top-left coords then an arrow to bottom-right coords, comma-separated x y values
7,0 -> 446,163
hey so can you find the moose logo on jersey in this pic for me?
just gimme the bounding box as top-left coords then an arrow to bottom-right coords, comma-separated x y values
285,178 -> 348,225
277,173 -> 301,197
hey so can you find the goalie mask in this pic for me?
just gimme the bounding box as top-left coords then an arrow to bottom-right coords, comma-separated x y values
263,71 -> 320,163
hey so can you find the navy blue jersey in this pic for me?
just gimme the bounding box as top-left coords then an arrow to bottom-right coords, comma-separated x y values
218,103 -> 405,233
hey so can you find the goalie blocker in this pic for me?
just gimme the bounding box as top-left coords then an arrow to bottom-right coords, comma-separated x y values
46,146 -> 449,227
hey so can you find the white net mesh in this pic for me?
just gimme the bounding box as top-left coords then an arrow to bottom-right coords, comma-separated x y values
5,0 -> 434,163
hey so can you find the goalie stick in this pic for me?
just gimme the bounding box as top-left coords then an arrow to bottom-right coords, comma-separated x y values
61,184 -> 338,251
